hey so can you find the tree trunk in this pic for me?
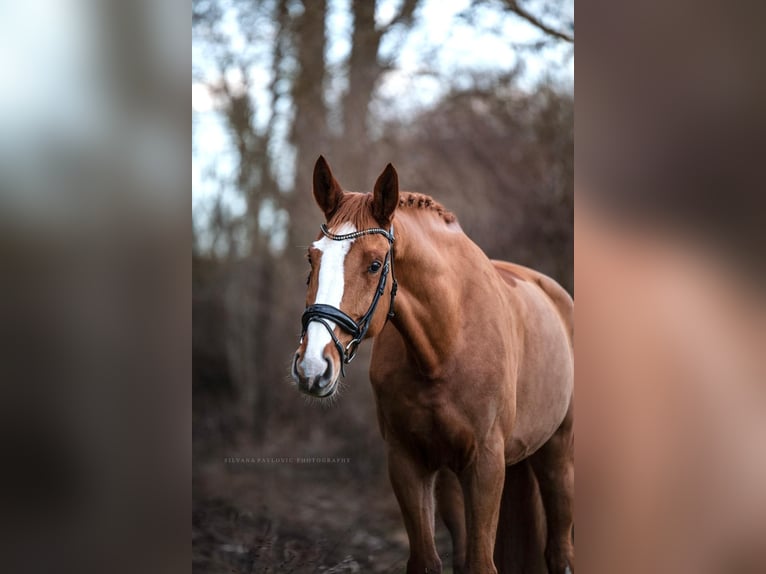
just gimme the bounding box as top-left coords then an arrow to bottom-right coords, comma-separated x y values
288,0 -> 329,249
340,0 -> 383,189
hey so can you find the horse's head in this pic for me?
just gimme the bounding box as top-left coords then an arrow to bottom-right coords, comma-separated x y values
292,156 -> 399,398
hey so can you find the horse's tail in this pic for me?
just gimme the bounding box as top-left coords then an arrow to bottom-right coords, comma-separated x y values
494,459 -> 548,574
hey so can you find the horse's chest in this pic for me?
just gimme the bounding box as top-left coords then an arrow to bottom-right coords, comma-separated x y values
372,383 -> 476,464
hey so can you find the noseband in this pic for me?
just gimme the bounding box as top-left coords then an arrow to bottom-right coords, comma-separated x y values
301,223 -> 398,376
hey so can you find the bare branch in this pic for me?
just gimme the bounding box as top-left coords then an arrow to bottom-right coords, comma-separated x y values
503,0 -> 573,43
378,0 -> 420,34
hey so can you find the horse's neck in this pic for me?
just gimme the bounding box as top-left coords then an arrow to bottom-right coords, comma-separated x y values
390,213 -> 495,377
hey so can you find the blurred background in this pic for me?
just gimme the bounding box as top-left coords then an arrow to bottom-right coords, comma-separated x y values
576,2 -> 766,572
0,1 -> 188,573
192,0 -> 573,571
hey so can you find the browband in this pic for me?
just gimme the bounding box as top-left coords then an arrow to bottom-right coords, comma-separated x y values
319,223 -> 395,243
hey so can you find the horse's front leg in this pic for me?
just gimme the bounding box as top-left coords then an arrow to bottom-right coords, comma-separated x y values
388,445 -> 441,574
460,436 -> 506,574
436,467 -> 466,573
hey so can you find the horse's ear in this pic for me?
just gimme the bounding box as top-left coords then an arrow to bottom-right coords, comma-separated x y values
372,163 -> 399,225
313,155 -> 343,220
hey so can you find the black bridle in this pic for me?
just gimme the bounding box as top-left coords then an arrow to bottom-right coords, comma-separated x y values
301,223 -> 398,376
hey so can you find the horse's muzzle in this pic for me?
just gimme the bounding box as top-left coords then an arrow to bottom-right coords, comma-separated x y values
292,352 -> 337,397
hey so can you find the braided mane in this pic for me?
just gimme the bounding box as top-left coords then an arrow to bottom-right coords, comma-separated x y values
397,192 -> 456,224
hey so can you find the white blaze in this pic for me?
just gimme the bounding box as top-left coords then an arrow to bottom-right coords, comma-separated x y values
301,222 -> 356,377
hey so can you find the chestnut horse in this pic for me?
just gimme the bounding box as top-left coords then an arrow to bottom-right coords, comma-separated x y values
292,156 -> 574,574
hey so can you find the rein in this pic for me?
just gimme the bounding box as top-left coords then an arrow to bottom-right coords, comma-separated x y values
301,223 -> 398,376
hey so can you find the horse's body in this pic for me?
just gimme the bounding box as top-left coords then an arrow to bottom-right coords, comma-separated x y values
293,157 -> 574,574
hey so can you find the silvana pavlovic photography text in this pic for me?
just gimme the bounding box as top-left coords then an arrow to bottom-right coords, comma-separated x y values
223,456 -> 351,465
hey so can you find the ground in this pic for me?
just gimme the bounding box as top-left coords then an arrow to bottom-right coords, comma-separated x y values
192,439 -> 454,573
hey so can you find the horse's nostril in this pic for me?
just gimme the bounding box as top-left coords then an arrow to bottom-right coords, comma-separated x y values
315,356 -> 333,389
292,353 -> 302,377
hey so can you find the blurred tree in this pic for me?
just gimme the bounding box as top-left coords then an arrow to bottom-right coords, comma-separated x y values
499,0 -> 573,43
287,0 -> 330,247
339,0 -> 421,189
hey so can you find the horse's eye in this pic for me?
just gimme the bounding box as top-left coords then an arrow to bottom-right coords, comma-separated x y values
368,261 -> 382,274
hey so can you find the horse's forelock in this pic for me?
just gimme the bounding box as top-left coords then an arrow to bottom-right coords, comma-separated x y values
326,192 -> 377,231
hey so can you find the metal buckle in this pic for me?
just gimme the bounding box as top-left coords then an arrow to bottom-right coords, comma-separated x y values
344,339 -> 361,363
